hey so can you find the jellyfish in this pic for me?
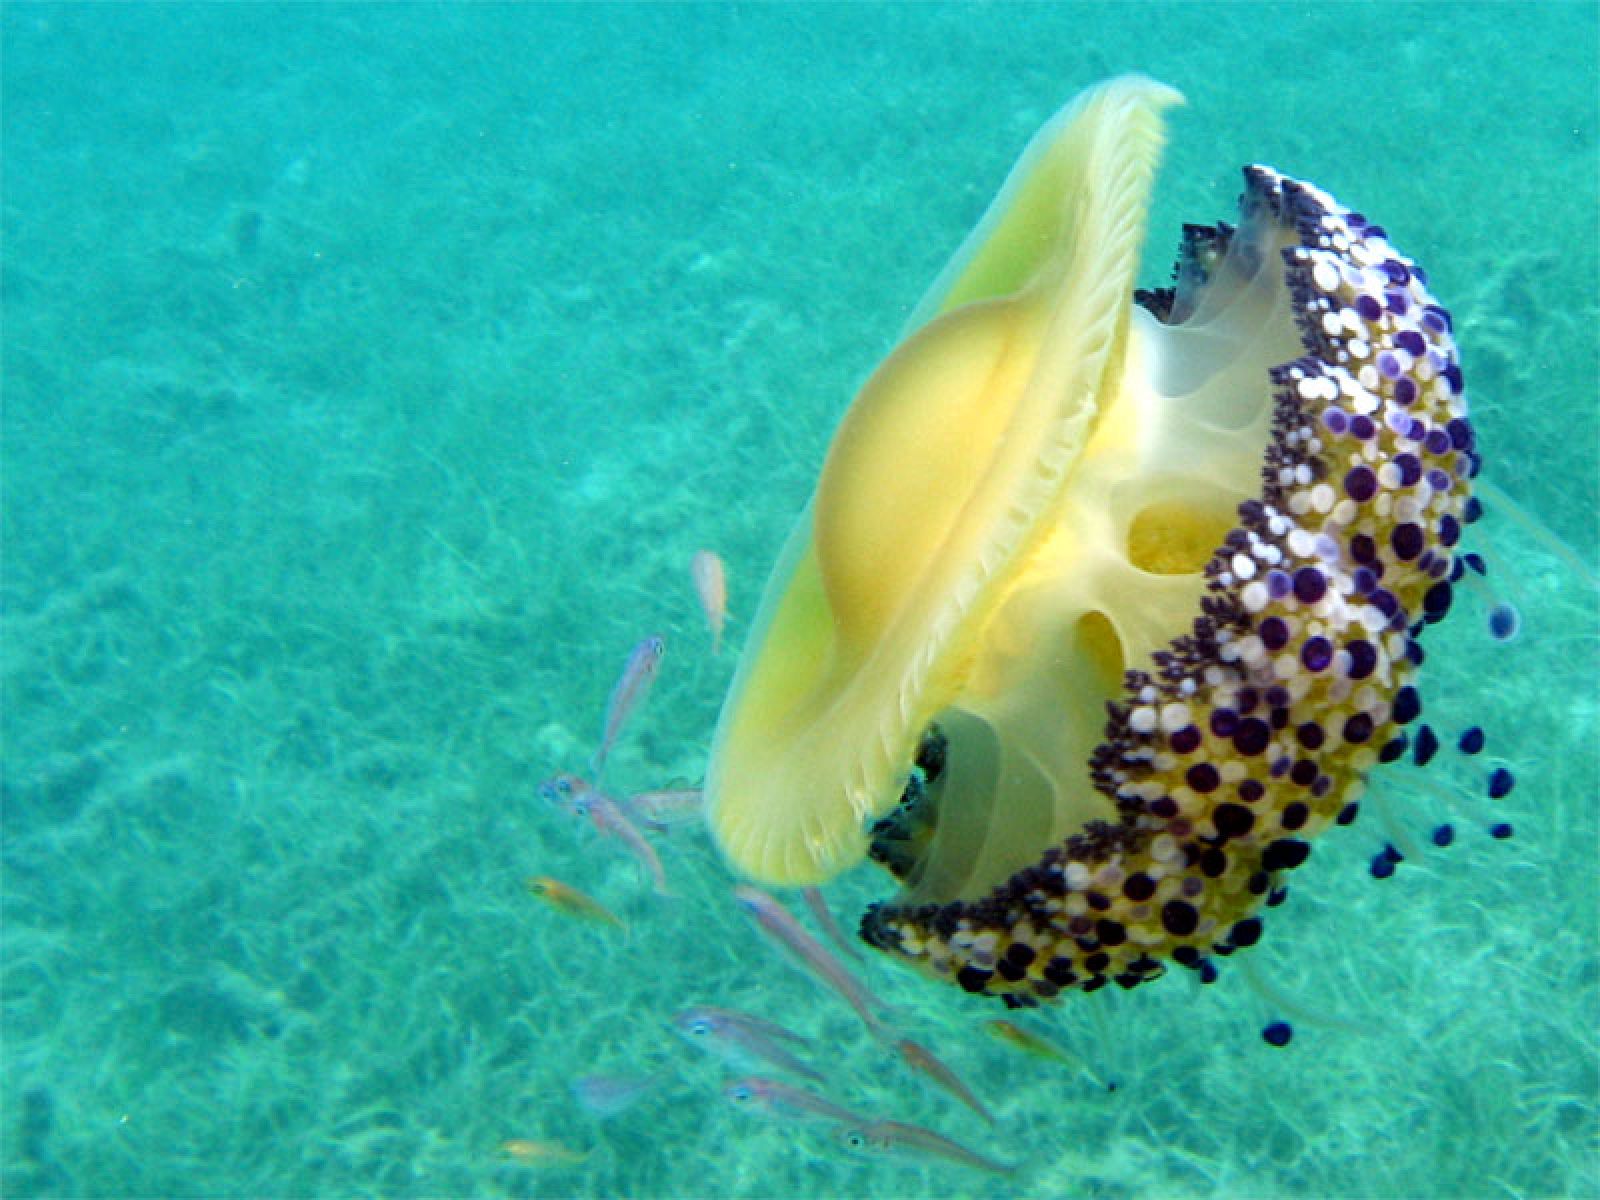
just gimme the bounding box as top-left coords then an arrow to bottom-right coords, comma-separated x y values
705,76 -> 1492,1004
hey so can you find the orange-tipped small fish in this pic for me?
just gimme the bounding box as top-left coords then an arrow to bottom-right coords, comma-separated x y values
984,1019 -> 1112,1089
833,1117 -> 1016,1175
524,875 -> 627,932
893,1037 -> 994,1125
690,549 -> 727,655
984,1019 -> 1076,1066
591,635 -> 665,780
499,1138 -> 590,1167
733,885 -> 890,1039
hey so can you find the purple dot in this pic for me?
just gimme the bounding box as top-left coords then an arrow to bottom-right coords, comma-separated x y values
1396,329 -> 1425,356
1266,570 -> 1293,599
1260,617 -> 1290,652
1446,418 -> 1473,450
1391,523 -> 1425,561
1488,603 -> 1520,641
1427,468 -> 1452,494
1293,567 -> 1327,604
1442,363 -> 1463,394
1383,260 -> 1411,286
1169,725 -> 1202,754
1386,290 -> 1410,315
1394,686 -> 1422,725
1296,722 -> 1325,750
1350,534 -> 1377,564
1356,294 -> 1383,321
1322,407 -> 1349,435
1234,719 -> 1271,756
1345,465 -> 1377,502
1186,763 -> 1220,793
1301,636 -> 1333,671
1424,428 -> 1451,455
1238,779 -> 1264,803
1394,453 -> 1422,486
1210,708 -> 1239,738
1422,580 -> 1453,621
1345,639 -> 1377,679
1393,377 -> 1418,406
1290,759 -> 1318,787
1376,351 -> 1401,379
1343,712 -> 1374,744
1350,415 -> 1376,440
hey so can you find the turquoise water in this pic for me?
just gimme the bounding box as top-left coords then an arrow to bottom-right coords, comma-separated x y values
3,4 -> 1596,1197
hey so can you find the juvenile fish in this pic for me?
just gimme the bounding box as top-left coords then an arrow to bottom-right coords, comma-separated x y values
690,550 -> 727,655
721,1075 -> 864,1125
673,1005 -> 822,1082
621,787 -> 704,830
498,1138 -> 590,1166
833,1117 -> 1016,1175
591,634 -> 665,780
984,1019 -> 1076,1066
524,875 -> 627,932
540,774 -> 673,897
802,886 -> 863,962
733,885 -> 890,1039
570,1072 -> 663,1119
893,1036 -> 994,1125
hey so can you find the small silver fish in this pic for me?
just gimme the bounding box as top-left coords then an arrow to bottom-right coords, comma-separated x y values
539,773 -> 673,897
591,635 -> 665,780
672,1006 -> 822,1082
570,1072 -> 663,1119
802,886 -> 863,962
893,1036 -> 994,1125
833,1117 -> 1016,1175
721,1076 -> 863,1125
733,885 -> 891,1039
621,786 -> 704,830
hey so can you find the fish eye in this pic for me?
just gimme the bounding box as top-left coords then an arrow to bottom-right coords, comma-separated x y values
690,1020 -> 713,1036
728,1084 -> 752,1103
556,778 -> 572,795
843,1130 -> 867,1150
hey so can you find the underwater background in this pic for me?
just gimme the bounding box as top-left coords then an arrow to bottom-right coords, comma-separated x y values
2,4 -> 1596,1197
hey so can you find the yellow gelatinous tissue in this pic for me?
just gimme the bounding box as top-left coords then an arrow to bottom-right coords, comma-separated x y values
708,74 -> 1481,1002
710,75 -> 1206,886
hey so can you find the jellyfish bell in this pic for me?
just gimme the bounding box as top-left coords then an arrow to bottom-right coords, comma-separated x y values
705,75 -> 1486,1004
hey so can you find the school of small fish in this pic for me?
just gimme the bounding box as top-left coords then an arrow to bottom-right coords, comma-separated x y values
505,550 -> 1105,1177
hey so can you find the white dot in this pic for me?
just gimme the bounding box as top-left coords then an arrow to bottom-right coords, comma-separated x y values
1159,703 -> 1192,734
